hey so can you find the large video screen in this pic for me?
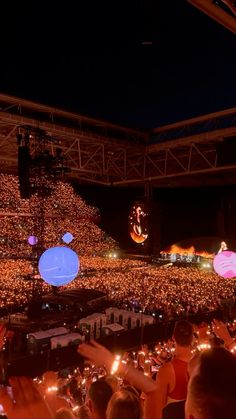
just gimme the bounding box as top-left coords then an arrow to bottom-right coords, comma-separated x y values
128,201 -> 149,244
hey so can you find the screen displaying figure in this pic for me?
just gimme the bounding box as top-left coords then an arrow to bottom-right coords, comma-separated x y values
217,241 -> 228,254
129,202 -> 149,244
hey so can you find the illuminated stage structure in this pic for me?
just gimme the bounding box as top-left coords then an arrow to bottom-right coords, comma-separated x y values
1,95 -> 236,253
159,243 -> 214,269
158,253 -> 213,269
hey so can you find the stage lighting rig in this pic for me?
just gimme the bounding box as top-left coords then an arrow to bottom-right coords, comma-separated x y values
16,125 -> 71,194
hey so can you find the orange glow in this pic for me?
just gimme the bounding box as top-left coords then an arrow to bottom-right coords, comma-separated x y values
130,231 -> 147,244
161,244 -> 214,259
163,244 -> 195,255
196,250 -> 214,259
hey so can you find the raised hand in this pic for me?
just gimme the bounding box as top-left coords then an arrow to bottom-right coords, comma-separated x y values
0,377 -> 53,419
78,341 -> 114,371
211,319 -> 233,346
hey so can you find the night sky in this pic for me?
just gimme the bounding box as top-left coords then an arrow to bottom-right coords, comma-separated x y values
1,0 -> 236,129
1,1 -> 236,251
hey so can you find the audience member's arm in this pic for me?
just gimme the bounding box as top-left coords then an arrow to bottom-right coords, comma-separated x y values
78,341 -> 157,419
78,341 -> 156,394
151,363 -> 171,419
212,319 -> 236,350
0,376 -> 53,419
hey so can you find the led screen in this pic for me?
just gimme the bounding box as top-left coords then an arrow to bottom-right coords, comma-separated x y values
128,201 -> 149,244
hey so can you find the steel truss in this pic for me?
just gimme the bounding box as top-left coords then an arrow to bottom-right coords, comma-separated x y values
187,0 -> 236,35
0,94 -> 236,187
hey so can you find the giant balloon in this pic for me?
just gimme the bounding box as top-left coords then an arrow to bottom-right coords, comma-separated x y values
38,246 -> 79,286
62,232 -> 74,244
213,250 -> 236,279
28,235 -> 38,246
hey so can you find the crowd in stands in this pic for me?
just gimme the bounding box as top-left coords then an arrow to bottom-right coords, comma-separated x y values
0,174 -> 116,258
70,264 -> 236,319
0,175 -> 236,417
0,317 -> 236,418
0,259 -> 235,321
0,260 -> 49,313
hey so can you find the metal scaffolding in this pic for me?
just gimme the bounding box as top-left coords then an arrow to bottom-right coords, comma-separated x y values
1,94 -> 236,187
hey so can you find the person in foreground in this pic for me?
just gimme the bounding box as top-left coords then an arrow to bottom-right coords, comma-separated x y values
78,340 -> 157,419
185,347 -> 236,419
106,389 -> 143,419
153,320 -> 194,419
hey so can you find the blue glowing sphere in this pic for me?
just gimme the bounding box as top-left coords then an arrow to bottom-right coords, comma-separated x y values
62,232 -> 74,244
38,246 -> 79,286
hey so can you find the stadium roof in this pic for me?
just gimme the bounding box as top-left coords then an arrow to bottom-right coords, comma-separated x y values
1,94 -> 236,188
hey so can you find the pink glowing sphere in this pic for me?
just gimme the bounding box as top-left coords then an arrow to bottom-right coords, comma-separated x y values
213,251 -> 236,279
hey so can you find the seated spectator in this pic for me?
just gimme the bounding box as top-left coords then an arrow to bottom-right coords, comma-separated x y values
185,347 -> 236,419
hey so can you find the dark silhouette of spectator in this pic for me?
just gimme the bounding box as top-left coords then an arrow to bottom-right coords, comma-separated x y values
106,389 -> 143,419
88,379 -> 113,419
185,347 -> 236,419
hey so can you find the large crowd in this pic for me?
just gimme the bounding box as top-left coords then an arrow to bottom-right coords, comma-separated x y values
0,174 -> 235,321
0,257 -> 235,322
68,263 -> 236,319
0,174 -> 117,258
0,317 -> 236,419
0,175 -> 236,418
